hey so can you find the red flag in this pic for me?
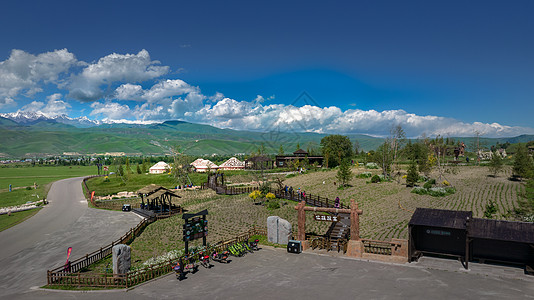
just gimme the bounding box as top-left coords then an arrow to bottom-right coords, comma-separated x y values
91,191 -> 95,201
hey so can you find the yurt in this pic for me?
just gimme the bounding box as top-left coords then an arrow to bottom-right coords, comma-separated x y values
149,161 -> 171,174
191,158 -> 218,172
218,157 -> 245,171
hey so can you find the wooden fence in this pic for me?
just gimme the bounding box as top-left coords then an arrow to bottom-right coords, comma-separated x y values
47,227 -> 267,288
362,239 -> 403,256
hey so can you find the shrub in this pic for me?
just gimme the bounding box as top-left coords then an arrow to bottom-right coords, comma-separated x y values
25,186 -> 33,190
357,172 -> 372,178
266,199 -> 280,210
103,176 -> 110,182
266,192 -> 276,200
370,175 -> 381,183
484,201 -> 497,218
411,187 -> 427,195
249,190 -> 262,200
365,162 -> 379,169
442,180 -> 450,186
423,181 -> 433,189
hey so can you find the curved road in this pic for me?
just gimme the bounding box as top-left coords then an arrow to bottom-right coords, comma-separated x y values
0,177 -> 141,299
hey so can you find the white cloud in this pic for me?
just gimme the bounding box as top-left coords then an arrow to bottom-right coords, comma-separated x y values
19,93 -> 71,117
144,79 -> 198,103
89,101 -> 132,120
114,83 -> 144,100
67,49 -> 169,102
0,49 -> 77,104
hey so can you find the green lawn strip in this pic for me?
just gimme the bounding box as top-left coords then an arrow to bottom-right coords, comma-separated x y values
0,186 -> 47,208
0,165 -> 98,189
0,208 -> 41,232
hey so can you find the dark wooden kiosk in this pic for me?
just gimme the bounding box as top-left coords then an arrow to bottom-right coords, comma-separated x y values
409,208 -> 472,267
469,218 -> 534,272
409,207 -> 534,273
135,184 -> 182,218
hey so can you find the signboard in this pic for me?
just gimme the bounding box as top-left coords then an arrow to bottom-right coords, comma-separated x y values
314,214 -> 339,222
103,166 -> 109,171
183,216 -> 208,241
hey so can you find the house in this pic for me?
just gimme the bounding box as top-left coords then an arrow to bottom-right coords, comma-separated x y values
191,158 -> 218,172
149,161 -> 171,174
218,157 -> 245,171
275,149 -> 324,168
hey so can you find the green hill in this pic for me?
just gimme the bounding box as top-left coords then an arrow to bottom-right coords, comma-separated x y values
1,120 -> 532,158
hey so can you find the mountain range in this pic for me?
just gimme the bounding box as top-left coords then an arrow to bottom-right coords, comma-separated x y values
1,112 -> 533,158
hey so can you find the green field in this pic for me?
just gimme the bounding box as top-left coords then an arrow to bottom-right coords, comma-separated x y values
0,165 -> 98,190
0,208 -> 41,231
0,165 -> 98,208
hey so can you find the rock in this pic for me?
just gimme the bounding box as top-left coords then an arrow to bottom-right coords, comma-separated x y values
278,218 -> 292,245
267,216 -> 292,245
112,244 -> 131,276
267,216 -> 279,244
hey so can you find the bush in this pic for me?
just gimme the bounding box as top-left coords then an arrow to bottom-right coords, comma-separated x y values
357,172 -> 372,178
411,186 -> 456,197
370,175 -> 381,183
365,162 -> 379,169
249,190 -> 262,200
25,186 -> 33,190
266,199 -> 280,210
423,181 -> 433,189
442,180 -> 450,186
266,192 -> 276,200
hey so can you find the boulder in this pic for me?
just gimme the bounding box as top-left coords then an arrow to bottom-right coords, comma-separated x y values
267,216 -> 292,245
112,244 -> 131,276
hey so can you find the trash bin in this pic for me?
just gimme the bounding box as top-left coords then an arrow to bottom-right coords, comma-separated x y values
122,204 -> 131,212
287,240 -> 301,254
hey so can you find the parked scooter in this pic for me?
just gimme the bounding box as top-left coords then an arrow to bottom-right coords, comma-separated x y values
199,251 -> 212,268
211,250 -> 230,263
249,239 -> 260,251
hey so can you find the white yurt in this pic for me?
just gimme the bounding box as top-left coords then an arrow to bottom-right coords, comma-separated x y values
149,161 -> 171,174
218,157 -> 245,170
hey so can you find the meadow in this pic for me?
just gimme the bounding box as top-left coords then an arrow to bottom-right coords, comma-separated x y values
0,165 -> 98,208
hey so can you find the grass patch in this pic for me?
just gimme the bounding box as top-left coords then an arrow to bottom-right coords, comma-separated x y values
0,208 -> 41,232
0,165 -> 97,189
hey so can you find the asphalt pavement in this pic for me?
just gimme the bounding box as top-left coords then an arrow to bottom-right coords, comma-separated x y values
0,177 -> 141,299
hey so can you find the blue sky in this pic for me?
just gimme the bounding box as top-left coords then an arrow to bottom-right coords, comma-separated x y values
0,0 -> 533,137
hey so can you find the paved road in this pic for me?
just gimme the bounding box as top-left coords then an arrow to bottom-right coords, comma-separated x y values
17,246 -> 534,300
0,177 -> 141,299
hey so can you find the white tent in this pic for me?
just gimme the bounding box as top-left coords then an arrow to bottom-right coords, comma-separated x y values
218,157 -> 245,170
191,158 -> 218,172
149,161 -> 171,174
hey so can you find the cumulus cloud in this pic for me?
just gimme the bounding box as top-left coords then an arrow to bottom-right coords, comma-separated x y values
19,93 -> 71,117
67,49 -> 169,102
0,49 -> 77,104
89,101 -> 132,120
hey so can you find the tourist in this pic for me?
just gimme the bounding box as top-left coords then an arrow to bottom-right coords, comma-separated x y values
335,197 -> 340,208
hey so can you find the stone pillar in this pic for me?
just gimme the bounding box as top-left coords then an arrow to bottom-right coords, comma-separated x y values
267,216 -> 280,244
112,244 -> 131,277
350,199 -> 363,241
346,240 -> 364,258
391,238 -> 408,259
278,218 -> 292,245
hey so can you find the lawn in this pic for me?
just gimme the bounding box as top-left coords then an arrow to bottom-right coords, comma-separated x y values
0,165 -> 98,190
0,208 -> 41,231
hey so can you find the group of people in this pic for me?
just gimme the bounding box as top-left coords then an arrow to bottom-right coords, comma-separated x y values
283,185 -> 307,200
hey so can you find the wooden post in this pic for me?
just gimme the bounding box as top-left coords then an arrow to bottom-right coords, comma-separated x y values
296,200 -> 306,241
350,199 -> 363,241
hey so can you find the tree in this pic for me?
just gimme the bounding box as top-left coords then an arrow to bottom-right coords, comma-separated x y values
337,159 -> 353,187
390,124 -> 406,178
513,143 -> 534,180
406,161 -> 419,187
320,135 -> 354,168
295,142 -> 300,152
372,140 -> 394,178
488,150 -> 504,177
278,145 -> 284,156
136,164 -> 142,174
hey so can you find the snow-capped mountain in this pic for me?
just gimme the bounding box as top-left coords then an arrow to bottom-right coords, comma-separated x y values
0,111 -> 101,128
0,111 -> 161,128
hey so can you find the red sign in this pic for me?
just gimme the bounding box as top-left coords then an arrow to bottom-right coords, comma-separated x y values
103,166 -> 109,171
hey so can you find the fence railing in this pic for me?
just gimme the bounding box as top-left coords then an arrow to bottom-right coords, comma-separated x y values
47,226 -> 267,288
362,239 -> 404,256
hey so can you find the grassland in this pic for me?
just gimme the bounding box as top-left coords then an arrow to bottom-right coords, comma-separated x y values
0,208 -> 41,231
0,165 -> 97,208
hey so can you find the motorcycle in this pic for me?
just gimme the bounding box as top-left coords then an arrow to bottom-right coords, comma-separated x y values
211,250 -> 230,263
249,239 -> 260,251
199,251 -> 212,268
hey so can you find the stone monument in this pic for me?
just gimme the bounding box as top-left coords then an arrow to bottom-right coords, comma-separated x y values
267,216 -> 292,245
112,244 -> 131,276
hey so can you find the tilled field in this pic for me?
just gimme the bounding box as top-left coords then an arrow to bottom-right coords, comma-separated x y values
283,165 -> 524,241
